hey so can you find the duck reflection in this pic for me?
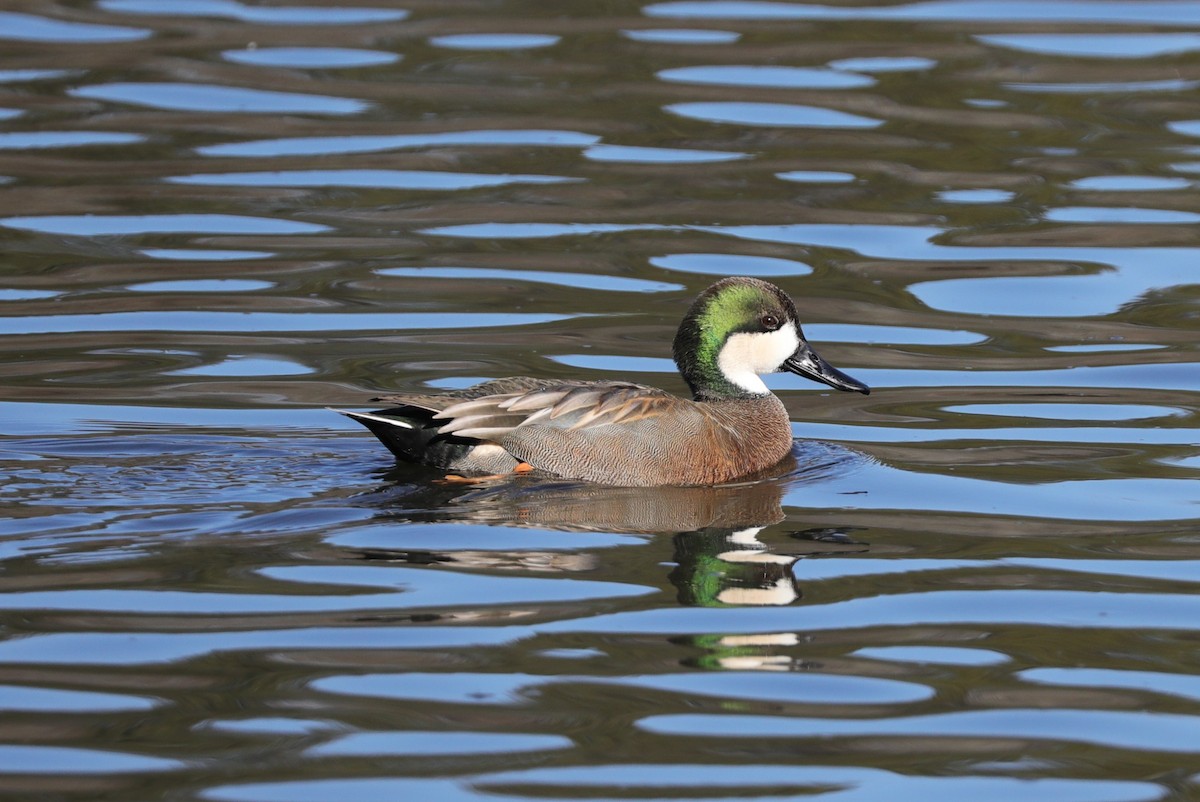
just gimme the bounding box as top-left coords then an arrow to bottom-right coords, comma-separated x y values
356,442 -> 867,607
672,525 -> 866,607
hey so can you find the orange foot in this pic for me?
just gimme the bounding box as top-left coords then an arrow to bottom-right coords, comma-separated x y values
442,463 -> 535,484
441,473 -> 483,483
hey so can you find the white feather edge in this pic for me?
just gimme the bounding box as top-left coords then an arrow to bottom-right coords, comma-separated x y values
444,426 -> 510,441
328,408 -> 415,429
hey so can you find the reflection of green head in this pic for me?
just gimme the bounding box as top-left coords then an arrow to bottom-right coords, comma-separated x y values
672,277 -> 798,399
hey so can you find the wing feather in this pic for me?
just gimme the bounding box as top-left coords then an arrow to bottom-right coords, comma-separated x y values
548,388 -> 607,419
430,380 -> 676,442
503,389 -> 571,412
446,426 -> 520,441
436,412 -> 523,435
433,394 -> 521,420
519,406 -> 556,426
372,377 -> 559,412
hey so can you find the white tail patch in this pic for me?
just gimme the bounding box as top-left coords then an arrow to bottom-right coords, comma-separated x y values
717,322 -> 800,395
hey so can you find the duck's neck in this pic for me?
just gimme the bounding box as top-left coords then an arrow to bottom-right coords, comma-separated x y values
675,320 -> 770,401
679,357 -> 772,401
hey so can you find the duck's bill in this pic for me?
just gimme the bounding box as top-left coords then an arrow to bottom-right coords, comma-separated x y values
783,342 -> 870,395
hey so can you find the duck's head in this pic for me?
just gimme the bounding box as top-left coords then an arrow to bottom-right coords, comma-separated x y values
672,277 -> 870,400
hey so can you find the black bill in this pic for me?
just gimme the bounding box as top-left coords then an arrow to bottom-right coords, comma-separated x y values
783,341 -> 870,395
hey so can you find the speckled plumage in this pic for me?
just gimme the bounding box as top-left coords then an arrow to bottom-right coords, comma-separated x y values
336,277 -> 869,486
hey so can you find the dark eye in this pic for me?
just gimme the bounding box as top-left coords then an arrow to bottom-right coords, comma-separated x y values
760,314 -> 780,331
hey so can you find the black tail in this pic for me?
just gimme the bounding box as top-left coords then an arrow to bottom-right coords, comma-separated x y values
333,407 -> 474,468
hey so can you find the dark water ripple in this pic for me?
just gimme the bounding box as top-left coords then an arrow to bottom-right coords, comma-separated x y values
0,0 -> 1198,800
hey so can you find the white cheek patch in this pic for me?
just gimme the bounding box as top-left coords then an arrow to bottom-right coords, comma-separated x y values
717,322 -> 800,395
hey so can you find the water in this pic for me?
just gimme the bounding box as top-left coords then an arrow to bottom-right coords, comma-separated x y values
0,0 -> 1198,800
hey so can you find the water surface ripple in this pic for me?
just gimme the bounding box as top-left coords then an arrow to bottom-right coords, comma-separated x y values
0,1 -> 1197,800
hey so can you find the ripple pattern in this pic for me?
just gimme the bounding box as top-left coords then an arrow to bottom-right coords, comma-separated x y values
0,1 -> 1197,801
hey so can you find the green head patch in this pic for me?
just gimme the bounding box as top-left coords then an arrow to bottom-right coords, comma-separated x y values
673,277 -> 797,398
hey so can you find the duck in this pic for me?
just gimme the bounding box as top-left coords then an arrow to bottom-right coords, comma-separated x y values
335,276 -> 869,487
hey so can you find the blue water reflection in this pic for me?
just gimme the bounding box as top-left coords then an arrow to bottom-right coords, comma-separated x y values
99,0 -> 408,24
0,11 -> 148,42
780,463 -> 1199,521
808,324 -> 983,345
1007,78 -> 1200,93
207,718 -> 336,735
622,28 -> 740,43
583,144 -> 747,163
0,68 -> 72,82
308,731 -> 572,757
70,82 -> 369,114
1003,558 -> 1200,584
313,673 -> 548,705
205,778 -> 487,802
827,56 -> 936,72
423,222 -> 673,238
0,628 -> 527,665
0,684 -> 158,712
704,224 -> 1200,318
0,131 -> 144,150
420,220 -> 1196,320
1045,206 -> 1200,224
429,33 -> 561,50
1046,343 -> 1163,353
479,765 -> 1163,802
911,273 -> 1170,317
649,252 -> 811,276
1070,176 -> 1191,191
312,670 -> 928,707
377,266 -> 680,292
778,170 -> 856,183
1,213 -> 328,236
259,564 -> 653,607
140,248 -> 274,260
640,708 -> 1200,752
167,169 -> 580,189
208,771 -> 1164,802
0,311 -> 569,335
666,101 -> 883,127
129,279 -> 274,292
644,1 -> 1200,25
785,558 -> 983,582
608,671 -> 932,703
545,589 -> 1200,634
977,32 -> 1200,58
167,356 -> 309,376
198,129 -> 600,158
658,65 -> 875,89
852,646 -> 1009,666
551,354 -> 675,373
1,402 -> 341,434
0,745 -> 181,773
222,47 -> 400,68
935,188 -> 1014,203
0,289 -> 59,301
327,522 -> 639,552
945,403 -> 1180,421
1168,121 -> 1200,141
798,417 -> 1197,445
1020,667 -> 1200,702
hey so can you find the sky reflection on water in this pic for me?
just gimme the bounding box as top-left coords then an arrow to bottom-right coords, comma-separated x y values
0,0 -> 1197,800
